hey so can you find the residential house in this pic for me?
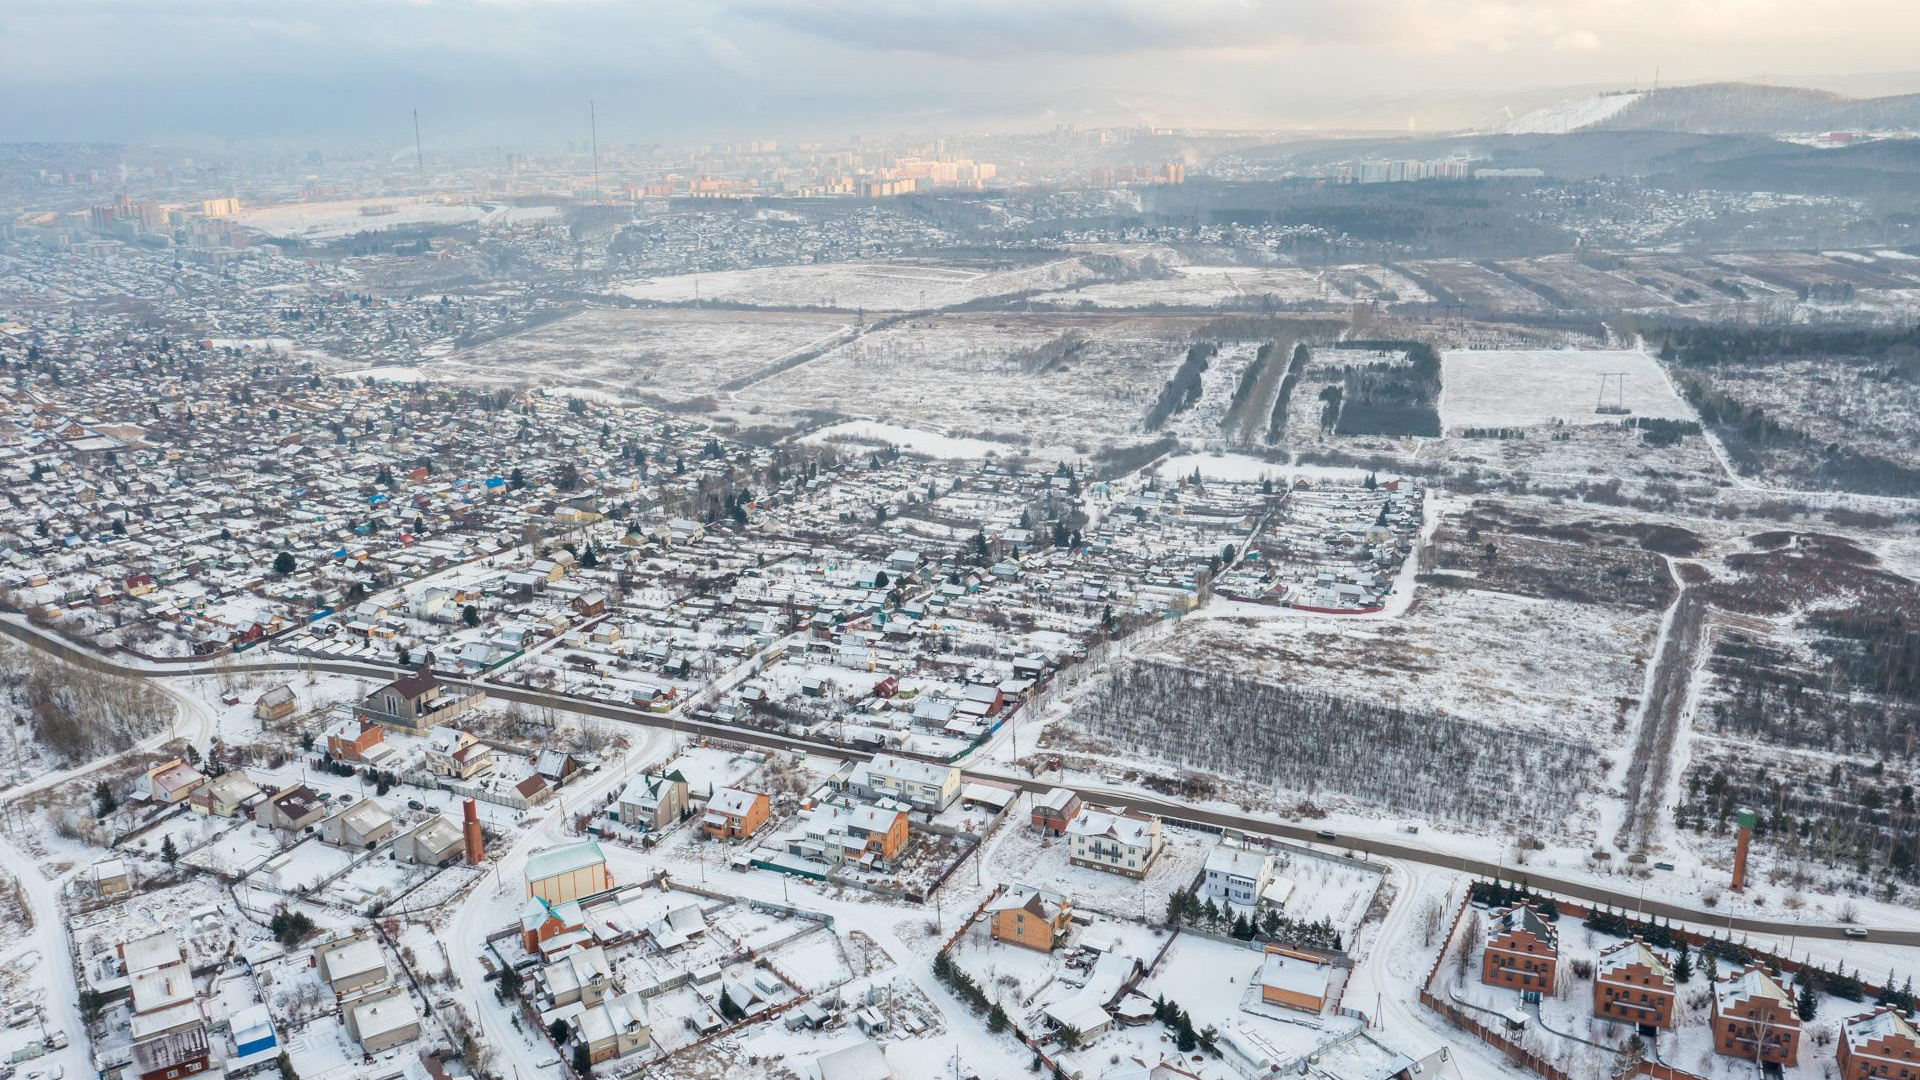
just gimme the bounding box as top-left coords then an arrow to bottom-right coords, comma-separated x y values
987,887 -> 1071,953
1257,946 -> 1334,1013
519,896 -> 587,953
359,668 -> 482,734
131,1026 -> 211,1080
542,945 -> 614,1007
1711,966 -> 1800,1066
1201,842 -> 1273,909
315,934 -> 390,997
253,684 -> 297,722
324,712 -> 386,763
188,770 -> 259,817
394,813 -> 465,867
702,787 -> 771,840
1480,903 -> 1559,995
142,757 -> 207,804
425,725 -> 494,779
1031,787 -> 1081,836
1837,1007 -> 1920,1080
855,753 -> 960,811
525,840 -> 612,904
318,798 -> 395,849
1067,806 -> 1163,878
615,769 -> 690,832
1592,938 -> 1675,1030
783,801 -> 910,868
254,784 -> 327,832
94,858 -> 131,898
344,988 -> 421,1053
577,992 -> 652,1064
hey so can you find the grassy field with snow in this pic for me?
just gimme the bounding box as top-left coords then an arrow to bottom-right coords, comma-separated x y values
1440,348 -> 1693,431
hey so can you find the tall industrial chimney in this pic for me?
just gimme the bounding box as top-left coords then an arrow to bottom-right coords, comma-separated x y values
463,797 -> 484,865
1731,806 -> 1755,892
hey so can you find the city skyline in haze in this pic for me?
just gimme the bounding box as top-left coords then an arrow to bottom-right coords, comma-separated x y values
6,0 -> 1920,148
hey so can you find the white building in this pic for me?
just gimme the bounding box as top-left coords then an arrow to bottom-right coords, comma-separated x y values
1066,805 -> 1163,878
1201,842 -> 1273,908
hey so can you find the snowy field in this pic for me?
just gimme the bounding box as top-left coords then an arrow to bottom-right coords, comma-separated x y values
617,257 -> 1098,311
1440,349 -> 1694,431
435,307 -> 854,401
234,197 -> 558,240
740,311 -> 1196,449
803,420 -> 1066,462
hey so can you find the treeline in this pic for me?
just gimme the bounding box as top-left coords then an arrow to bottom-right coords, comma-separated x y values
1655,324 -> 1920,368
1163,886 -> 1344,950
1469,879 -> 1561,919
1144,342 -> 1218,431
1808,609 -> 1920,701
1070,663 -> 1599,826
1459,427 -> 1529,440
1479,260 -> 1573,310
1009,332 -> 1090,376
1326,340 -> 1443,438
1624,417 -> 1702,447
1266,343 -> 1310,444
1227,342 -> 1274,416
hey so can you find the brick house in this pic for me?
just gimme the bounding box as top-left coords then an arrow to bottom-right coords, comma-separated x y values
701,787 -> 770,840
987,887 -> 1071,953
1838,1007 -> 1920,1080
1031,787 -> 1081,836
325,712 -> 386,762
1480,903 -> 1558,994
1711,966 -> 1801,1066
1592,938 -> 1675,1030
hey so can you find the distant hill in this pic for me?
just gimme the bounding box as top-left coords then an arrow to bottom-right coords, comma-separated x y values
1588,83 -> 1920,135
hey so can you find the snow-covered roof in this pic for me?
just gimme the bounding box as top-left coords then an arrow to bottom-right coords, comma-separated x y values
1258,948 -> 1332,1000
524,840 -> 606,883
1715,966 -> 1790,1013
1068,805 -> 1156,848
1204,843 -> 1271,881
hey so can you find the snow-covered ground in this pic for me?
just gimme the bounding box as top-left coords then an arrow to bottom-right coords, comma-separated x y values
1496,92 -> 1643,134
1439,348 -> 1694,431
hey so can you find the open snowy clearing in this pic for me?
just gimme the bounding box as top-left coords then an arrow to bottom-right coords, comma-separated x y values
1496,91 -> 1643,134
617,257 -> 1098,311
435,306 -> 854,401
234,197 -> 558,240
1440,349 -> 1694,431
740,311 -> 1197,449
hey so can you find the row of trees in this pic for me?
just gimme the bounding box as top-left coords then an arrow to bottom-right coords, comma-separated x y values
1162,887 -> 1345,950
1143,342 -> 1218,431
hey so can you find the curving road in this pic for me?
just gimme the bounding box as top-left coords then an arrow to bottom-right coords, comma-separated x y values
3,615 -> 1911,946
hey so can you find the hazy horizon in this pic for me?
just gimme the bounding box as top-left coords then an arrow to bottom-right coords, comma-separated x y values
8,0 -> 1920,149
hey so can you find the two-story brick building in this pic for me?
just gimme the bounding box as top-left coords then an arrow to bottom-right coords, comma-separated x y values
987,887 -> 1072,953
1711,966 -> 1801,1067
702,787 -> 771,840
1838,1006 -> 1920,1080
1592,938 -> 1675,1030
1480,903 -> 1559,995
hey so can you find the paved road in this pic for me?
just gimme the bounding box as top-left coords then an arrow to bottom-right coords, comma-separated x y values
4,615 -> 1912,946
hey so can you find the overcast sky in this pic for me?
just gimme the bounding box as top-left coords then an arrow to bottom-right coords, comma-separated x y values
6,0 -> 1919,148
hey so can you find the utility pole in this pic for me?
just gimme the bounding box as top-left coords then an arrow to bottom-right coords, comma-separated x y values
589,99 -> 601,204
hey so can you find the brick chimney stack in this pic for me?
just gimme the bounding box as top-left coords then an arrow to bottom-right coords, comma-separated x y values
463,797 -> 484,865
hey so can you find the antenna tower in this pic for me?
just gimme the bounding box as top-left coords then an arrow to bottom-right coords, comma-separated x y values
413,109 -> 424,182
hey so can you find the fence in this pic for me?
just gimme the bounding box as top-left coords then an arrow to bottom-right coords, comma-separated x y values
1423,886 -> 1716,1080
